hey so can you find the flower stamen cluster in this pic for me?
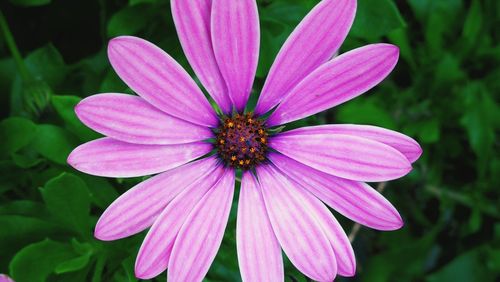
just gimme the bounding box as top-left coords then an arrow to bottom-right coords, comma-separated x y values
215,113 -> 268,170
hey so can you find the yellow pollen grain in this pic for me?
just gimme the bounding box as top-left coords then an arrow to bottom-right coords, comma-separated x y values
239,136 -> 245,142
227,121 -> 234,128
258,129 -> 264,135
219,139 -> 225,144
245,159 -> 251,165
250,147 -> 256,153
231,155 -> 237,161
260,137 -> 266,143
239,160 -> 244,165
242,147 -> 247,153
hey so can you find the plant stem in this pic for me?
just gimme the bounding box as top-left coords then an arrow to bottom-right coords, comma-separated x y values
0,9 -> 31,81
91,254 -> 106,282
349,182 -> 387,242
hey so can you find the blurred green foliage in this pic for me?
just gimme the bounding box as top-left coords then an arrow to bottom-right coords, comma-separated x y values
0,0 -> 499,281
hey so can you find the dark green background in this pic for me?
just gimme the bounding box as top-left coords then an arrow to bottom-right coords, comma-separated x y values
0,0 -> 499,281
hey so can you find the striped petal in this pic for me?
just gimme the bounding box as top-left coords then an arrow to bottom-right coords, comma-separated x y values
211,0 -> 259,112
107,36 -> 218,127
94,156 -> 218,241
278,168 -> 356,277
134,164 -> 226,279
267,44 -> 400,125
67,137 -> 211,178
76,93 -> 213,145
280,124 -> 422,163
270,153 -> 403,230
237,172 -> 283,282
168,169 -> 235,281
255,0 -> 356,115
257,164 -> 337,282
270,133 -> 411,182
171,0 -> 232,113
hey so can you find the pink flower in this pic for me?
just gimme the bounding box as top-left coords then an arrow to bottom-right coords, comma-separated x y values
0,274 -> 14,282
68,0 -> 422,281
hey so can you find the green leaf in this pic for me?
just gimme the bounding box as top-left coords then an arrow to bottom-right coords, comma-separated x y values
107,5 -> 155,37
460,84 -> 498,176
0,215 -> 60,269
462,0 -> 483,44
404,119 -> 440,144
30,124 -> 79,164
0,200 -> 49,218
11,151 -> 43,168
51,95 -> 100,141
335,98 -> 397,130
426,248 -> 495,282
24,44 -> 67,87
8,0 -> 51,7
129,0 -> 158,5
41,173 -> 91,235
350,0 -> 406,39
0,117 -> 38,156
54,253 -> 92,274
9,239 -> 77,282
81,175 -> 119,209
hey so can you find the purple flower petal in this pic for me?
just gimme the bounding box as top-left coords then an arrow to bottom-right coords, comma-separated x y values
134,165 -> 228,279
305,196 -> 356,277
94,156 -> 218,241
267,44 -> 400,126
270,153 -> 403,230
255,0 -> 356,115
237,172 -> 284,282
268,158 -> 356,276
167,169 -> 235,281
270,133 -> 411,182
257,164 -> 337,282
76,93 -> 213,145
171,0 -> 232,113
107,36 -> 218,127
67,137 -> 211,178
279,124 -> 422,163
0,274 -> 14,282
211,0 -> 260,112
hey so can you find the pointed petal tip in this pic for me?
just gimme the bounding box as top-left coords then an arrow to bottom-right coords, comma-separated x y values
66,150 -> 77,169
134,264 -> 156,280
93,227 -> 112,241
378,209 -> 404,231
93,218 -> 116,241
339,265 -> 356,277
134,253 -> 161,280
411,144 -> 423,163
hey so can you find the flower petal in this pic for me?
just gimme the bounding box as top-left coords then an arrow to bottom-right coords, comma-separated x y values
171,0 -> 232,113
267,44 -> 400,126
67,137 -> 212,178
134,164 -> 227,279
76,93 -> 213,145
237,172 -> 283,282
167,169 -> 235,281
275,165 -> 356,277
211,0 -> 259,112
270,153 -> 403,230
257,164 -> 337,282
280,124 -> 422,163
307,198 -> 356,277
107,36 -> 218,127
94,156 -> 218,241
255,0 -> 356,115
270,133 -> 411,182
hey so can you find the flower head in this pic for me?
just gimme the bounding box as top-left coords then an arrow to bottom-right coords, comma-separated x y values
68,0 -> 422,281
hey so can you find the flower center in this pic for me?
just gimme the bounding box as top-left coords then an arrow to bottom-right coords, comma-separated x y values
215,113 -> 268,170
